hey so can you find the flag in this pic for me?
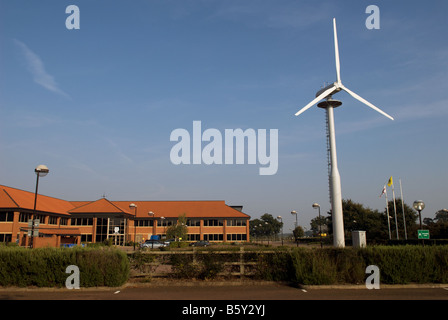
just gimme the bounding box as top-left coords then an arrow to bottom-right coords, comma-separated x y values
379,185 -> 386,198
387,176 -> 393,187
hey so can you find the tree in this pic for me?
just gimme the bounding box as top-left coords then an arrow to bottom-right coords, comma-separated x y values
165,213 -> 188,241
249,213 -> 283,238
428,221 -> 448,239
326,199 -> 386,240
434,209 -> 448,223
310,215 -> 328,236
425,209 -> 448,239
292,226 -> 304,240
324,199 -> 420,241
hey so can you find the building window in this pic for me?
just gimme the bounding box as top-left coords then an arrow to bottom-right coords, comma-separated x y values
157,218 -> 175,227
135,219 -> 154,227
34,214 -> 46,224
203,234 -> 223,241
96,218 -> 108,243
187,234 -> 200,241
0,234 -> 12,242
48,216 -> 58,225
226,234 -> 247,241
19,213 -> 31,223
203,219 -> 223,227
0,212 -> 14,222
95,217 -> 125,245
108,217 -> 125,236
81,234 -> 93,242
186,219 -> 200,227
60,218 -> 68,226
227,219 -> 247,227
71,218 -> 93,226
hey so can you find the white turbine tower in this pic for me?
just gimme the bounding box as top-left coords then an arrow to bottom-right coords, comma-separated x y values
295,18 -> 394,248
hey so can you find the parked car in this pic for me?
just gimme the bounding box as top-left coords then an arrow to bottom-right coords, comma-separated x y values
141,240 -> 167,249
189,240 -> 210,247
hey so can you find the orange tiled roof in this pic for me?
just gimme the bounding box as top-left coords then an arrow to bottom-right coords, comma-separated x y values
0,185 -> 74,215
0,185 -> 250,219
0,188 -> 19,208
112,201 -> 249,219
68,198 -> 131,214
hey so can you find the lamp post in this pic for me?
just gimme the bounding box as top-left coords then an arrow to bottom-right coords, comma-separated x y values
413,200 -> 425,230
291,210 -> 298,246
413,200 -> 425,245
129,203 -> 137,250
147,211 -> 155,248
277,216 -> 283,245
31,165 -> 49,248
312,203 -> 323,248
258,222 -> 268,244
291,210 -> 298,229
148,211 -> 155,234
160,216 -> 166,240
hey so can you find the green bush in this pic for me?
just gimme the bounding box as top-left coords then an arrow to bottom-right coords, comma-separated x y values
360,246 -> 448,284
169,241 -> 190,249
169,252 -> 230,280
290,249 -> 337,285
126,246 -> 448,284
254,246 -> 448,285
254,251 -> 292,281
197,253 -> 226,280
0,247 -> 129,287
170,253 -> 198,279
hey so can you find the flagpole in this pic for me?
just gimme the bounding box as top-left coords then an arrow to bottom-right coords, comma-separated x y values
383,186 -> 391,240
399,178 -> 408,240
391,182 -> 399,239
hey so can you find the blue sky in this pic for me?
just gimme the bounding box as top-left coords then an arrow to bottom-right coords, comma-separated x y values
1,0 -> 447,234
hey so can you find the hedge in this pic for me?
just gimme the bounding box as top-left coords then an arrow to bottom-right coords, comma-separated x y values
255,246 -> 448,285
3,246 -> 446,287
0,247 -> 130,287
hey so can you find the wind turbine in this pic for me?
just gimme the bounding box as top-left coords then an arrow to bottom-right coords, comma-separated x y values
294,18 -> 394,248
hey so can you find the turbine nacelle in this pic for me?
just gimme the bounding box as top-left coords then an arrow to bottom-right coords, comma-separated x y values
315,82 -> 341,98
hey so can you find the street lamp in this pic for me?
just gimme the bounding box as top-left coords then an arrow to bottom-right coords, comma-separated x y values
160,216 -> 166,240
30,165 -> 49,248
312,203 -> 323,248
291,210 -> 298,246
413,200 -> 425,229
291,210 -> 298,229
147,211 -> 156,248
277,216 -> 283,245
129,203 -> 138,250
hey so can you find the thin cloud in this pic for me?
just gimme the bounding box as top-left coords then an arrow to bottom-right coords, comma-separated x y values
14,39 -> 70,98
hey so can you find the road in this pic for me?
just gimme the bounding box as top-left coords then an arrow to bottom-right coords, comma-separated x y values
2,283 -> 446,319
1,283 -> 447,300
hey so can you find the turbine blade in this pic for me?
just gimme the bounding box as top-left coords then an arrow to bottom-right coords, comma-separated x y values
340,84 -> 394,120
295,86 -> 336,116
333,18 -> 341,84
